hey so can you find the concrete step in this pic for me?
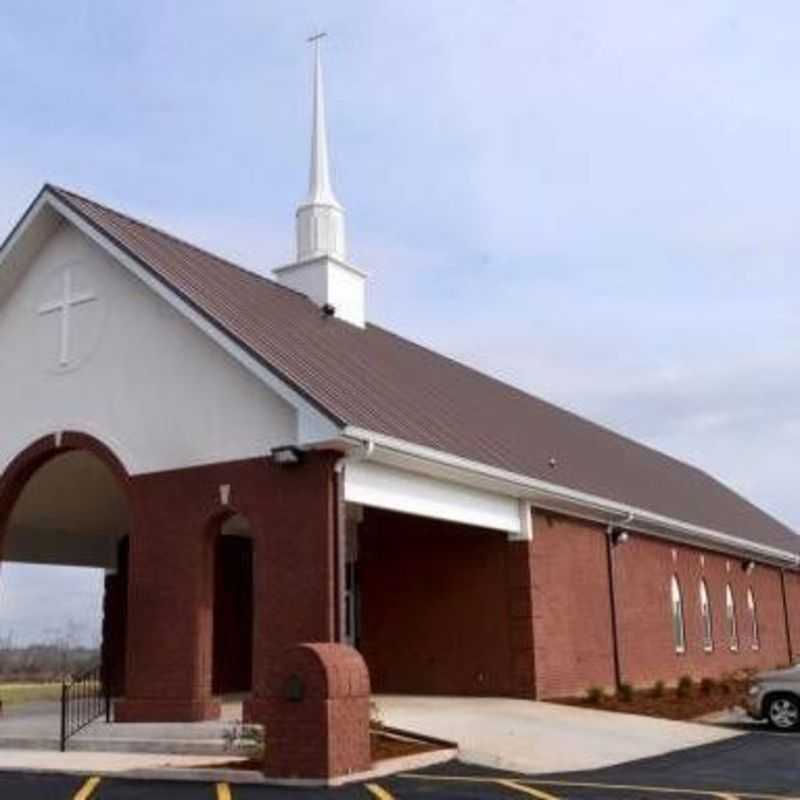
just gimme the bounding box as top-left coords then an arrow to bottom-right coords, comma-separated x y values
0,735 -> 255,756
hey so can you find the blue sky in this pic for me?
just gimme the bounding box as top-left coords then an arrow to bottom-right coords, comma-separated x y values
1,2 -> 799,645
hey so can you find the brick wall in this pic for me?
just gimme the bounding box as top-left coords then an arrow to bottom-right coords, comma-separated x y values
529,512 -> 796,698
119,450 -> 339,722
358,508 -> 516,696
614,534 -> 792,687
781,570 -> 800,662
530,512 -> 617,698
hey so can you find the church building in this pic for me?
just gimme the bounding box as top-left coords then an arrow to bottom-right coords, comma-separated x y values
1,42 -> 799,728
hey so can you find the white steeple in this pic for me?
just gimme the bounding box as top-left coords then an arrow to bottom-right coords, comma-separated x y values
296,33 -> 346,262
275,33 -> 367,328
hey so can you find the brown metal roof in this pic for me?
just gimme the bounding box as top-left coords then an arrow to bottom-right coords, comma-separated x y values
47,185 -> 799,556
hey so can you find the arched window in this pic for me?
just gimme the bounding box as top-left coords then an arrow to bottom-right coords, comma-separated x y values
671,576 -> 686,653
747,588 -> 760,651
699,579 -> 713,652
725,584 -> 739,651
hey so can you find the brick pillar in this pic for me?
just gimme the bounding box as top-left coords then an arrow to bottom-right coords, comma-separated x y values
263,643 -> 371,780
506,539 -> 537,698
101,538 -> 129,697
245,452 -> 339,724
115,474 -> 220,723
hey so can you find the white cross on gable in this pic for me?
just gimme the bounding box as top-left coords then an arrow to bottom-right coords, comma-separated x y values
38,269 -> 97,367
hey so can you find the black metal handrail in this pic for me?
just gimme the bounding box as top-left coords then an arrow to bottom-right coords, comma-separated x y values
60,664 -> 111,752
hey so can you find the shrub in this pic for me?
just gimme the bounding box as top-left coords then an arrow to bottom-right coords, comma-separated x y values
650,680 -> 666,698
617,683 -> 634,702
699,677 -> 716,695
586,686 -> 605,704
676,675 -> 694,697
222,721 -> 264,753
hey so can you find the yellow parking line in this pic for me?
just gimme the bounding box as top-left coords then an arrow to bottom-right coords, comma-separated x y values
517,779 -> 792,800
497,778 -> 561,799
365,784 -> 395,800
216,782 -> 232,800
401,773 -> 797,800
73,776 -> 101,800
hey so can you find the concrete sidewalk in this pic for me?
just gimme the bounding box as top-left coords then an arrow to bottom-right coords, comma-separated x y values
0,749 -> 247,774
0,699 -> 247,754
374,695 -> 742,774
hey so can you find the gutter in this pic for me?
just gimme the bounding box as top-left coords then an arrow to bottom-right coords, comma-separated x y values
338,427 -> 800,569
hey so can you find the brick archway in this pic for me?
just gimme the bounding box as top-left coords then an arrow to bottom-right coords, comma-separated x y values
0,431 -> 132,549
0,431 -> 133,694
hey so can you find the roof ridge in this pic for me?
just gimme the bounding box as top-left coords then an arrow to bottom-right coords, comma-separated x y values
46,183 -> 311,302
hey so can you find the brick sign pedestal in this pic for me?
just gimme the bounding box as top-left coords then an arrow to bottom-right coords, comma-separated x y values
261,643 -> 371,780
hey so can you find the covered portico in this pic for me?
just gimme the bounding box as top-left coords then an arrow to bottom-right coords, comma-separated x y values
0,431 -> 343,724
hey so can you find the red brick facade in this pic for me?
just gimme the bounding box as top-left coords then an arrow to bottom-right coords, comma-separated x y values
781,570 -> 800,662
530,510 -> 796,697
118,449 -> 341,723
2,431 -> 800,733
358,508 -> 517,696
530,512 -> 617,698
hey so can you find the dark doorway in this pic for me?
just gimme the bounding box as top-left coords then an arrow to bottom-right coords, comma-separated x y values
212,515 -> 253,695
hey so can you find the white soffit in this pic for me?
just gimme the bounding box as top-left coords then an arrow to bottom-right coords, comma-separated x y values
344,459 -> 523,535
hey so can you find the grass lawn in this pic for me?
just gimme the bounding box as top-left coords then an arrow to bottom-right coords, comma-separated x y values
0,682 -> 62,706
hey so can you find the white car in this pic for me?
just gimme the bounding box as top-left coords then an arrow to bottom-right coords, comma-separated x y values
746,665 -> 800,730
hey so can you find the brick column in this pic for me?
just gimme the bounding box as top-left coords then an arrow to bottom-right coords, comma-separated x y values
116,474 -> 220,722
506,539 -> 537,698
101,538 -> 129,697
245,452 -> 339,724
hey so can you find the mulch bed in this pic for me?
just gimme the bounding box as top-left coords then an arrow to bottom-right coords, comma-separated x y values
557,679 -> 750,721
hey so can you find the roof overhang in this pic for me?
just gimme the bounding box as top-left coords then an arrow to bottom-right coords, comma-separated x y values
329,426 -> 800,569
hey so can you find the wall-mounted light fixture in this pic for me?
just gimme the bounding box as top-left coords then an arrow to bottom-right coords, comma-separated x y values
742,560 -> 756,575
271,445 -> 305,466
606,524 -> 630,547
612,529 -> 630,546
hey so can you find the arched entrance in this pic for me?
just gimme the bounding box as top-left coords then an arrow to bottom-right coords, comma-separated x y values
0,434 -> 131,695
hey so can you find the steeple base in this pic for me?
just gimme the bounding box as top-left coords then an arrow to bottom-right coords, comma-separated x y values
274,256 -> 367,328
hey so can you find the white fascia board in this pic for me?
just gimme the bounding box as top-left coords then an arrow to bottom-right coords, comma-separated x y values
0,192 -> 49,266
0,193 -> 56,302
344,459 -> 522,535
40,192 -> 340,444
341,426 -> 800,568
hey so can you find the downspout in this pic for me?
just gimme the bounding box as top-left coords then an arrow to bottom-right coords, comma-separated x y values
333,440 -> 374,644
780,569 -> 795,664
605,512 -> 633,692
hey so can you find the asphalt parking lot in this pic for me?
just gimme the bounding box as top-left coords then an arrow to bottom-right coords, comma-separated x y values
0,731 -> 798,799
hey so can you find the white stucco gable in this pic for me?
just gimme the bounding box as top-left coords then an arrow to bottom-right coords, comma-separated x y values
0,212 -> 307,476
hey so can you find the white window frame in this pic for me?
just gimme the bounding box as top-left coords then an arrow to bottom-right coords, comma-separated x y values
747,587 -> 760,651
671,575 -> 686,654
699,579 -> 713,652
725,584 -> 739,652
